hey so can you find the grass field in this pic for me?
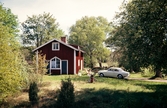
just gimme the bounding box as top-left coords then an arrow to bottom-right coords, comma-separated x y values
3,74 -> 167,108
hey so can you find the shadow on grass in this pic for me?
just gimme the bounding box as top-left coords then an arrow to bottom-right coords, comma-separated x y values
74,87 -> 167,108
13,82 -> 59,108
13,88 -> 58,108
134,82 -> 167,106
12,86 -> 167,108
71,75 -> 167,107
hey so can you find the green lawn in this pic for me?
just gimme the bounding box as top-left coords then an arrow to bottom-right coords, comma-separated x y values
40,74 -> 167,108
6,74 -> 167,108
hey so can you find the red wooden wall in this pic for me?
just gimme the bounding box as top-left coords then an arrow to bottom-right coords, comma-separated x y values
36,40 -> 84,75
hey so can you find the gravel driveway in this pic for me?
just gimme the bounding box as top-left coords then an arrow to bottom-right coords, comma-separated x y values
128,78 -> 167,83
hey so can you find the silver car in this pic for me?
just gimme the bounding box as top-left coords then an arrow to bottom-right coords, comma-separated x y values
98,67 -> 130,79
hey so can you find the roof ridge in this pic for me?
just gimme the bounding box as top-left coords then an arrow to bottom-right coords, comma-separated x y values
32,38 -> 84,53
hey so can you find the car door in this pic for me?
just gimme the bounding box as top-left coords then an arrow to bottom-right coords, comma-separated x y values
113,69 -> 119,77
106,69 -> 115,77
105,69 -> 111,76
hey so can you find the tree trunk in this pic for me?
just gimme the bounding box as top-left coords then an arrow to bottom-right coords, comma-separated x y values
36,34 -> 39,47
90,54 -> 93,68
99,62 -> 102,68
155,68 -> 162,78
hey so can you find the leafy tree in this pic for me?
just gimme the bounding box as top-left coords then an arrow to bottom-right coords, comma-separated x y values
106,0 -> 167,77
0,3 -> 18,35
21,12 -> 64,47
69,16 -> 111,68
94,46 -> 111,67
0,4 -> 28,102
20,46 -> 34,62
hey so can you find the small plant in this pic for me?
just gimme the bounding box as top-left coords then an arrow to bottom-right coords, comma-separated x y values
29,82 -> 39,106
141,66 -> 154,77
56,77 -> 75,108
31,52 -> 47,85
78,69 -> 88,75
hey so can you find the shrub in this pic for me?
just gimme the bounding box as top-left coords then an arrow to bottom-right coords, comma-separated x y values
141,66 -> 154,77
29,82 -> 39,106
56,78 -> 75,108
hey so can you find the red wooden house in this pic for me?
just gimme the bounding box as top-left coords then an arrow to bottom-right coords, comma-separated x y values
33,36 -> 84,75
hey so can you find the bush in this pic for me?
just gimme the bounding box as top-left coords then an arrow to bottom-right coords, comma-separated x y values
29,82 -> 39,106
141,66 -> 154,77
56,78 -> 75,108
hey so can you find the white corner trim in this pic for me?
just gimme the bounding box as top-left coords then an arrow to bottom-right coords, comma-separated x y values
74,50 -> 76,74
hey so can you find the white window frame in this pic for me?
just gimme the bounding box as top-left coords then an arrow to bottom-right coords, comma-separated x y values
50,57 -> 61,69
52,42 -> 60,51
81,60 -> 83,70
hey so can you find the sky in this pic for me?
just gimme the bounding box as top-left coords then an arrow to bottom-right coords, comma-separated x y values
1,0 -> 124,35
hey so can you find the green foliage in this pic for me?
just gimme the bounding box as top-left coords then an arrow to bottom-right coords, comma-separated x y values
29,82 -> 39,105
69,16 -> 111,68
106,0 -> 167,75
78,69 -> 88,76
20,46 -> 35,61
56,78 -> 75,108
0,3 -> 18,35
141,66 -> 155,77
21,12 -> 64,47
95,46 -> 110,67
0,4 -> 29,103
29,53 -> 47,85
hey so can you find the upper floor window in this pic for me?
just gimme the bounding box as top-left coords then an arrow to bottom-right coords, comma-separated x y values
52,42 -> 59,50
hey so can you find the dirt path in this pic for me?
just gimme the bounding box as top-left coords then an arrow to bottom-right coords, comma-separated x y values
128,78 -> 167,83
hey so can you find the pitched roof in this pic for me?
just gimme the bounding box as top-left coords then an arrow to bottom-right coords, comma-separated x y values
32,38 -> 84,53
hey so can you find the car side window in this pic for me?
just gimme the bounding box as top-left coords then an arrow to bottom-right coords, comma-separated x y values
108,69 -> 112,71
109,69 -> 115,71
115,69 -> 119,72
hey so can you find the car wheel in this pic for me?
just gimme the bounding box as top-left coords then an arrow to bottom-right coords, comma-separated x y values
99,73 -> 104,77
117,74 -> 123,79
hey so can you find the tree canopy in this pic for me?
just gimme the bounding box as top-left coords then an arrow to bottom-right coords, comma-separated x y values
0,3 -> 18,35
69,16 -> 111,68
0,4 -> 28,102
106,0 -> 167,76
21,12 -> 64,47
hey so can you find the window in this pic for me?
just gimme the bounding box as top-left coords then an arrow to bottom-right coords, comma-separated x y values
51,58 -> 60,69
52,42 -> 59,50
78,59 -> 80,66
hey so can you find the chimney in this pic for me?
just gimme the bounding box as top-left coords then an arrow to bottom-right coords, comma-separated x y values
61,36 -> 67,43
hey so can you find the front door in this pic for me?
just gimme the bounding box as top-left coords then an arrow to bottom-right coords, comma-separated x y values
62,61 -> 67,74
